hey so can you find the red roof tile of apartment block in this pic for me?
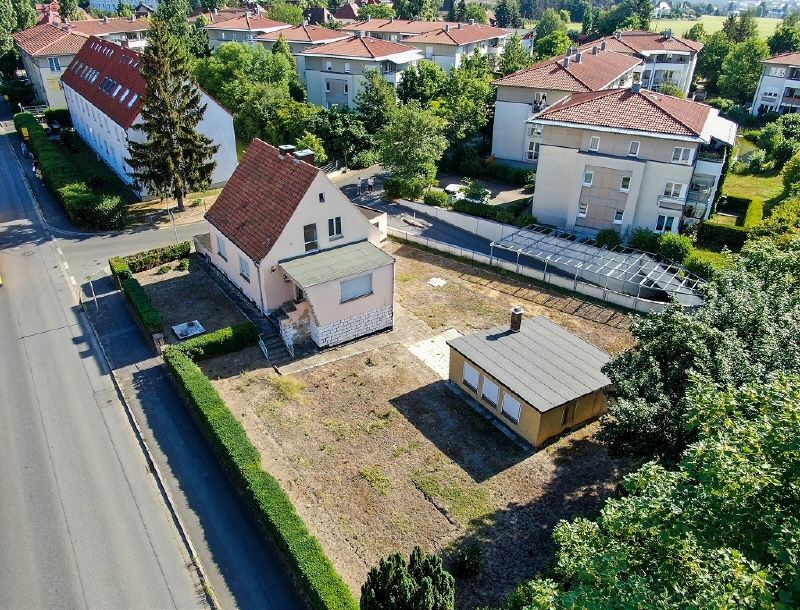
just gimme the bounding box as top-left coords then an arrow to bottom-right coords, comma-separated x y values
493,48 -> 641,92
13,19 -> 149,56
70,17 -> 149,35
256,24 -> 348,44
536,87 -> 713,138
61,36 -> 145,128
403,23 -> 509,45
344,18 -> 459,35
586,29 -> 703,55
763,50 -> 800,65
205,139 -> 321,262
302,35 -> 418,59
204,13 -> 290,31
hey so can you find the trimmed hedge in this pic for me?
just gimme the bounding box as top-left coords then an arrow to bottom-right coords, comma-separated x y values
423,190 -> 449,207
109,256 -> 133,280
697,221 -> 749,251
13,112 -> 129,230
744,198 -> 764,229
43,108 -> 72,127
124,242 -> 191,273
719,195 -> 752,213
121,277 -> 162,333
453,199 -> 515,224
171,323 -> 258,361
163,346 -> 358,610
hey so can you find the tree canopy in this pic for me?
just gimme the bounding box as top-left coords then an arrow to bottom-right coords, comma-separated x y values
359,3 -> 395,19
535,30 -> 570,60
376,101 -> 447,182
355,68 -> 397,135
499,33 -> 532,75
768,12 -> 800,55
535,8 -> 567,39
495,0 -> 522,28
396,59 -> 447,105
718,36 -> 770,104
394,0 -> 442,20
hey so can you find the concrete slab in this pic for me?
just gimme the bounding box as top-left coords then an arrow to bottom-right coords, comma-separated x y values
405,328 -> 462,379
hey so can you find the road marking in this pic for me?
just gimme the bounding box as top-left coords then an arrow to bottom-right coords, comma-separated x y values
57,247 -> 63,255
63,261 -> 69,270
69,275 -> 77,286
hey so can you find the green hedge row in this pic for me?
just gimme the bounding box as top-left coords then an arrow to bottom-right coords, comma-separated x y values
453,199 -> 515,224
109,256 -> 132,280
13,112 -> 129,230
123,242 -> 191,273
171,323 -> 258,361
697,221 -> 749,251
718,195 -> 752,213
121,277 -> 162,333
744,198 -> 764,229
163,346 -> 358,610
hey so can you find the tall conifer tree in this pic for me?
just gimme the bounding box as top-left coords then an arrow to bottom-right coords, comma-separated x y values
127,18 -> 218,212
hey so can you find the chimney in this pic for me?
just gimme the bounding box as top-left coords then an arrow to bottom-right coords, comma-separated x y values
457,22 -> 463,29
278,144 -> 296,159
614,30 -> 621,39
631,82 -> 641,93
366,14 -> 371,21
469,18 -> 475,24
600,40 -> 607,50
294,148 -> 315,165
102,15 -> 108,23
575,51 -> 582,63
303,18 -> 308,26
567,46 -> 574,55
390,15 -> 394,21
591,45 -> 598,55
445,23 -> 450,32
664,28 -> 672,39
510,307 -> 524,333
563,56 -> 570,68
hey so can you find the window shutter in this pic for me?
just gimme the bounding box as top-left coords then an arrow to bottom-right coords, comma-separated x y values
340,274 -> 373,302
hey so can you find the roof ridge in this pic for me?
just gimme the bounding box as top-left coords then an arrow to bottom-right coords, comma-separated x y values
638,89 -> 704,135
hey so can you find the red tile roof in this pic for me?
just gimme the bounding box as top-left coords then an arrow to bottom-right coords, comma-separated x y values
344,18 -> 458,35
302,35 -> 419,59
493,48 -> 641,92
205,139 -> 321,262
536,87 -> 713,138
189,7 -> 248,23
204,13 -> 290,31
763,50 -> 800,65
334,2 -> 361,20
256,24 -> 348,44
403,23 -> 509,45
70,17 -> 149,35
586,29 -> 703,55
61,36 -> 145,129
13,19 -> 149,56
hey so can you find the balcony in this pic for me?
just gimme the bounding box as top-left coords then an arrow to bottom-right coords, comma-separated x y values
658,195 -> 685,211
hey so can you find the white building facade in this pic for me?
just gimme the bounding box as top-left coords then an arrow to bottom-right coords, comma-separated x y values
751,51 -> 800,115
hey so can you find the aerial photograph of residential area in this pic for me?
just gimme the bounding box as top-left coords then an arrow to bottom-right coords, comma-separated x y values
0,0 -> 798,606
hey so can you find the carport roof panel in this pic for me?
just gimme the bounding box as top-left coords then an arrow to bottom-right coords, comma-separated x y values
279,240 -> 394,287
447,316 -> 612,412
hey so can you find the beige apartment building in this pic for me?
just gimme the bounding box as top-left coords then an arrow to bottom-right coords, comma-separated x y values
530,85 -> 736,237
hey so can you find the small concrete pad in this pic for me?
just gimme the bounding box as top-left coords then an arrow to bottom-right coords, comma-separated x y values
405,328 -> 462,379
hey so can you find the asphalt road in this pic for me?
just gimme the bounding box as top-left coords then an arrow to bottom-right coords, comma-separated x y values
0,126 -> 205,606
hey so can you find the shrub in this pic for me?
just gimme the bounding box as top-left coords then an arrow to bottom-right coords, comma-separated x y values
171,322 -> 258,360
351,149 -> 380,170
658,232 -> 693,263
121,277 -> 162,333
452,199 -> 514,224
60,128 -> 79,151
383,177 -> 428,201
515,213 -> 537,227
109,257 -> 132,280
450,542 -> 482,578
456,146 -> 481,177
480,159 -> 529,186
43,108 -> 72,127
178,258 -> 191,271
718,195 -> 753,213
423,190 -> 449,207
783,152 -> 800,192
750,196 -> 800,239
747,148 -> 768,173
463,179 -> 490,203
595,229 -> 622,249
163,347 -> 357,610
697,221 -> 749,251
124,242 -> 191,273
361,547 -> 454,610
683,253 -> 717,279
629,227 -> 660,253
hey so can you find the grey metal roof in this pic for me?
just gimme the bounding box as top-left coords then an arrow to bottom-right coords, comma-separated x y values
447,316 -> 611,412
279,240 -> 394,287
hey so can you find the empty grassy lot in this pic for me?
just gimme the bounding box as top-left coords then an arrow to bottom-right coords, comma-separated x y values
567,16 -> 782,37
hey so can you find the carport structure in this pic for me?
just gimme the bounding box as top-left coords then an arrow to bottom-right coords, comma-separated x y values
490,224 -> 704,307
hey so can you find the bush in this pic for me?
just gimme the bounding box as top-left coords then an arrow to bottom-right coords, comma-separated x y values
163,347 -> 357,610
350,149 -> 380,170
629,227 -> 660,253
57,184 -> 127,230
423,190 -> 449,207
450,542 -> 482,578
121,277 -> 162,333
750,196 -> 800,240
480,161 -> 528,186
595,229 -> 622,249
747,148 -> 768,173
658,232 -> 693,263
172,323 -> 258,360
43,108 -> 72,127
783,152 -> 800,192
452,199 -> 514,224
683,253 -> 717,279
383,177 -> 427,201
178,258 -> 191,271
457,147 -> 481,177
515,213 -> 537,227
697,221 -> 749,251
124,242 -> 191,273
718,195 -> 753,213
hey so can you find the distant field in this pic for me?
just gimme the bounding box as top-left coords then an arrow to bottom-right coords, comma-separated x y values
565,15 -> 782,38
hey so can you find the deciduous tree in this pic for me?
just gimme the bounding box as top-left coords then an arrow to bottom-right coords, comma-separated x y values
396,59 -> 446,104
376,101 -> 447,182
534,30 -> 570,60
718,36 -> 769,103
695,31 -> 734,94
295,131 -> 327,164
12,0 -> 38,31
59,0 -> 79,21
394,0 -> 442,20
156,0 -> 190,40
355,68 -> 397,135
499,32 -> 532,75
535,7 -> 566,38
358,3 -> 395,19
269,0 -> 304,25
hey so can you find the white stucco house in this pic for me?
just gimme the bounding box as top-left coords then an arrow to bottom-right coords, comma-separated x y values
751,51 -> 800,115
203,11 -> 292,48
61,36 -> 238,198
204,139 -> 395,350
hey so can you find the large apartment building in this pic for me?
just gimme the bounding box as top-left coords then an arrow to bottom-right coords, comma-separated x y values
751,51 -> 800,115
256,25 -> 349,80
13,18 -> 149,107
204,12 -> 292,48
530,86 -> 736,238
492,44 -> 641,165
61,36 -> 238,198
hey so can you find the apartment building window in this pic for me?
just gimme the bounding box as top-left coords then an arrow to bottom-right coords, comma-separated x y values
238,254 -> 250,282
527,124 -> 542,137
328,216 -> 342,238
48,57 -> 61,72
325,61 -> 332,71
526,141 -> 540,161
344,62 -> 350,73
662,70 -> 675,81
628,141 -> 640,157
613,209 -> 624,223
582,170 -> 593,187
589,136 -> 600,151
304,223 -> 318,251
663,181 -> 683,199
577,202 -> 588,218
656,214 -> 675,232
672,147 -> 692,164
344,84 -> 349,94
770,66 -> 786,77
620,176 -> 631,192
319,192 -> 325,203
216,235 -> 227,260
325,82 -> 331,92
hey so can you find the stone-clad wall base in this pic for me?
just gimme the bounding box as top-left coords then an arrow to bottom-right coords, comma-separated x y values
310,305 -> 393,347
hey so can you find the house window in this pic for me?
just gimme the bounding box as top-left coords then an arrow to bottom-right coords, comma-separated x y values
501,393 -> 521,423
344,83 -> 349,94
127,93 -> 139,108
340,273 -> 372,302
663,181 -> 683,199
303,223 -> 318,252
613,209 -> 624,223
216,235 -> 227,260
344,62 -> 350,73
526,141 -> 540,161
238,254 -> 250,282
481,377 -> 499,406
325,61 -> 332,71
656,214 -> 675,232
328,216 -> 342,238
628,141 -> 640,157
589,136 -> 600,151
620,176 -> 631,192
48,57 -> 61,72
221,32 -> 226,40
462,362 -> 479,390
319,192 -> 325,203
325,82 -> 331,93
672,147 -> 691,164
582,170 -> 593,187
577,202 -> 588,217
770,66 -> 786,77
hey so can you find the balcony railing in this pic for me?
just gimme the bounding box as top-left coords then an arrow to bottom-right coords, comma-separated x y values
697,150 -> 724,162
658,195 -> 686,210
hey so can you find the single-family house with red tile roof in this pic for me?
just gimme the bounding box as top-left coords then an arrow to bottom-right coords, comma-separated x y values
204,139 -> 395,349
61,36 -> 238,198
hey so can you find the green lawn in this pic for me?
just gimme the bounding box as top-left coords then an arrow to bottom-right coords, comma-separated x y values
692,244 -> 735,269
724,171 -> 784,201
566,16 -> 781,38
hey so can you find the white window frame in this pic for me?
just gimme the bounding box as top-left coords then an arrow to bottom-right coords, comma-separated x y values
620,176 -> 631,192
663,181 -> 683,199
672,147 -> 692,164
325,61 -> 332,71
577,202 -> 588,218
328,216 -> 342,238
613,209 -> 624,224
303,223 -> 318,252
526,141 -> 540,161
656,214 -> 676,232
340,273 -> 373,303
481,376 -> 499,407
628,141 -> 640,157
582,170 -> 593,187
344,62 -> 350,73
462,362 -> 479,391
48,57 -> 61,72
325,82 -> 331,93
501,393 -> 521,423
238,253 -> 250,282
589,136 -> 600,152
216,235 -> 227,261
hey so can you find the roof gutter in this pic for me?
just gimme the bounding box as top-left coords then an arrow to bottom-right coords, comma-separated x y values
526,118 -> 707,143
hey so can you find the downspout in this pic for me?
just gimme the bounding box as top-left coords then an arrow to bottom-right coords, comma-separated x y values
254,259 -> 266,315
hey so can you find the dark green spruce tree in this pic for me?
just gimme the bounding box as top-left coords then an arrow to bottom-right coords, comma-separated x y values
127,17 -> 218,212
